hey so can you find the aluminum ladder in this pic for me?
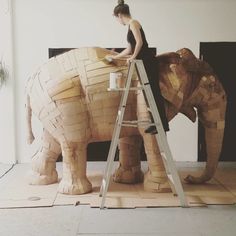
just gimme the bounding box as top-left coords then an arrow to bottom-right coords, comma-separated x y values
99,59 -> 189,209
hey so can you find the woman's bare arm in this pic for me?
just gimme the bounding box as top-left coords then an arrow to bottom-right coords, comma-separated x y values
113,43 -> 132,59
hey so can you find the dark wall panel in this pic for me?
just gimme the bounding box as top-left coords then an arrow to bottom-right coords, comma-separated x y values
198,42 -> 236,162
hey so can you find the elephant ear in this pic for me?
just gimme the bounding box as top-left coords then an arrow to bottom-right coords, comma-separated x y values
159,73 -> 184,110
157,52 -> 185,110
158,48 -> 213,111
176,48 -> 214,75
156,52 -> 181,64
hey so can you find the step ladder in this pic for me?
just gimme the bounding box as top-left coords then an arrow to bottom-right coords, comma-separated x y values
99,59 -> 189,209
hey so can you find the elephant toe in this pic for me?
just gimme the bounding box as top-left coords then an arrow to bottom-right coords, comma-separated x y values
58,177 -> 92,195
144,171 -> 172,193
184,174 -> 206,184
28,170 -> 58,185
113,165 -> 144,184
184,175 -> 193,184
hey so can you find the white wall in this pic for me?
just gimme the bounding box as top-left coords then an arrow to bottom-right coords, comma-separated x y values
2,0 -> 236,163
0,0 -> 16,164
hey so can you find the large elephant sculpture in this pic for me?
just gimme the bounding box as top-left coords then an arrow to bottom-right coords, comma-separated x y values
26,47 -> 226,195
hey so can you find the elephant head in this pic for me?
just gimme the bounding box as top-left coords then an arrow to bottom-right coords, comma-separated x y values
156,48 -> 227,184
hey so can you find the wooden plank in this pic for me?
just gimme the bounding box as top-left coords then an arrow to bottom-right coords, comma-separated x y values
74,48 -> 89,61
88,74 -> 109,85
48,79 -> 74,97
214,168 -> 236,201
86,60 -> 113,71
67,49 -> 79,69
47,57 -> 63,81
61,112 -> 88,126
77,61 -> 88,88
52,86 -> 81,100
87,66 -> 126,78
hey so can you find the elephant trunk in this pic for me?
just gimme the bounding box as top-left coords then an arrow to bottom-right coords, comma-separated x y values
185,127 -> 225,184
184,73 -> 227,184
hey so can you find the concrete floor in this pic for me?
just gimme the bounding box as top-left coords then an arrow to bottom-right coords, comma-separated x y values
0,205 -> 236,236
0,162 -> 236,236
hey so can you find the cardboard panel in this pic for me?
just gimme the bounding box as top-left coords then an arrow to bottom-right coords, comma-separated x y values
0,163 -> 235,209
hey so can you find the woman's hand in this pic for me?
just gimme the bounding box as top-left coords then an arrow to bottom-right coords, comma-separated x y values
126,56 -> 136,64
105,54 -> 117,63
106,54 -> 116,60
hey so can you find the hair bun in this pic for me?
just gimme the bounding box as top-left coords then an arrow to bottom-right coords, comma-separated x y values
118,0 -> 125,5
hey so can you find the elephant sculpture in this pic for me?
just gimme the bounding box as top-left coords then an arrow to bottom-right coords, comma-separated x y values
26,47 -> 226,195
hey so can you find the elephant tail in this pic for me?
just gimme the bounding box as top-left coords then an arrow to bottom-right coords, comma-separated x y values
26,94 -> 35,144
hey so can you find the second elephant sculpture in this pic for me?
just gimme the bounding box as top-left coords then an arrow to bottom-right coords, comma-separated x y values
26,47 -> 226,195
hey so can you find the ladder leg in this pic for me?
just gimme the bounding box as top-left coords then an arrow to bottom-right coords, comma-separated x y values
161,137 -> 188,207
99,62 -> 136,209
100,62 -> 134,196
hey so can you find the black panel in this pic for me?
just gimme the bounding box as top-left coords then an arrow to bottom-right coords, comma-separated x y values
48,48 -> 74,58
48,47 -> 156,58
198,42 -> 236,162
48,47 -> 156,161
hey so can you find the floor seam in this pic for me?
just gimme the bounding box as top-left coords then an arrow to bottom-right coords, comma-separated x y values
0,164 -> 16,180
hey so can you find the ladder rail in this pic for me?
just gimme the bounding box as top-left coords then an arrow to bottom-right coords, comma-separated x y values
99,62 -> 136,209
99,62 -> 134,186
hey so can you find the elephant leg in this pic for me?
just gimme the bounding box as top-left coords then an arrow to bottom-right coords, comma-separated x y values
136,81 -> 170,192
58,141 -> 92,195
28,129 -> 60,185
143,134 -> 171,192
113,135 -> 144,184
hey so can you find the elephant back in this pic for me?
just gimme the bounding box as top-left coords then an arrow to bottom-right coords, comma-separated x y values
26,47 -> 138,142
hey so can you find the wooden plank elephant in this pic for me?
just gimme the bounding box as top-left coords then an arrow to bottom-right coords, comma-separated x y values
25,47 -> 226,195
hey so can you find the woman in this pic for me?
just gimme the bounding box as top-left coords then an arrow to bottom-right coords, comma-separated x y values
110,0 -> 169,134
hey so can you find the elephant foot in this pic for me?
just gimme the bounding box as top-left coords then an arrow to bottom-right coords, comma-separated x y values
184,174 -> 210,184
113,165 -> 144,184
58,177 -> 92,195
144,171 -> 172,193
28,169 -> 58,185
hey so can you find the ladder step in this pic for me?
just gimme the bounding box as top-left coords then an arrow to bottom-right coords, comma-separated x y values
161,152 -> 166,159
107,87 -> 143,91
167,174 -> 174,184
102,179 -> 106,187
122,120 -> 151,124
121,120 -> 159,125
160,153 -> 171,175
167,176 -> 178,196
121,123 -> 138,127
121,120 -> 157,127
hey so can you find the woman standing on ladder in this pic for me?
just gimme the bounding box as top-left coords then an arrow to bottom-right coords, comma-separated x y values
109,0 -> 169,134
